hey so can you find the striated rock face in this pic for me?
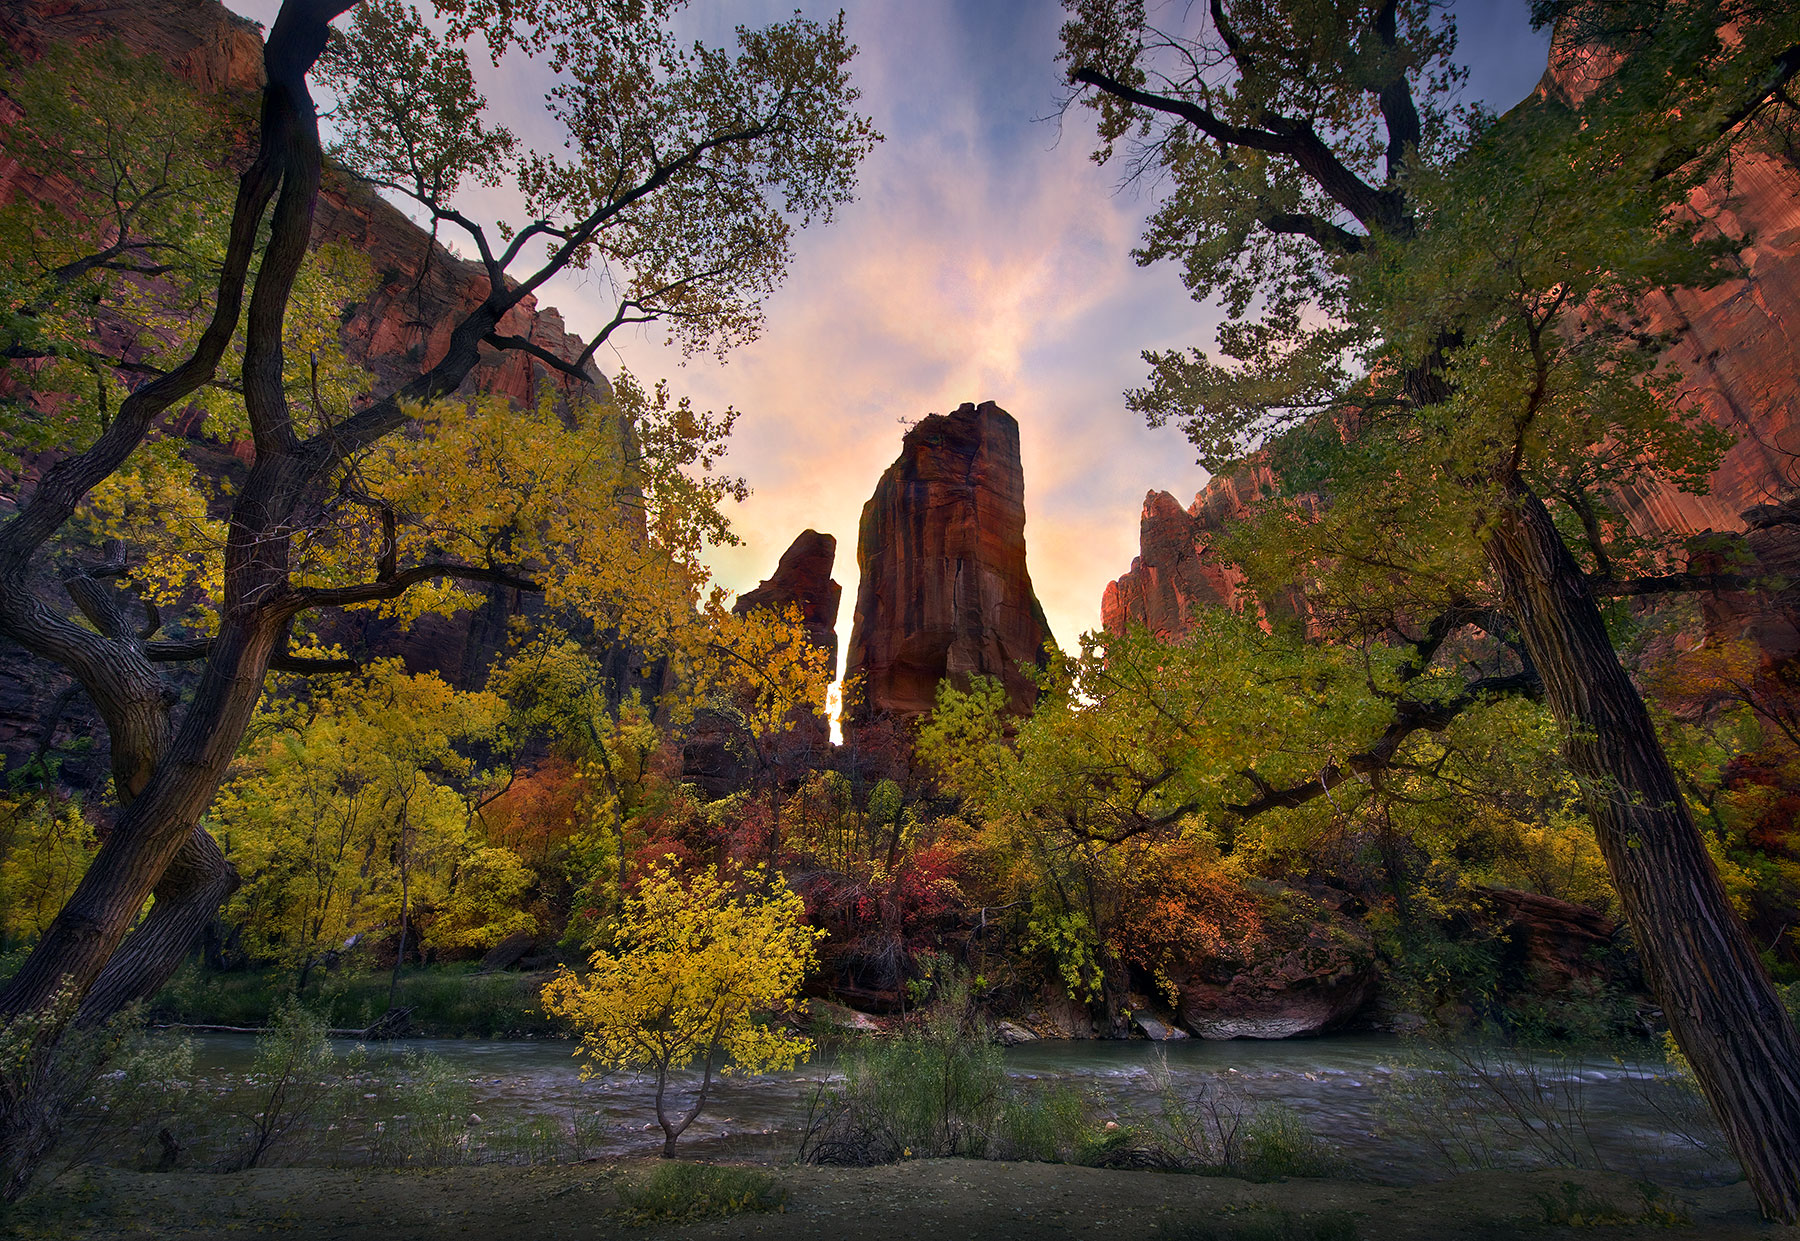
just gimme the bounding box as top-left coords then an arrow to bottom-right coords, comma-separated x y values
1100,463 -> 1319,639
845,402 -> 1053,736
0,0 -> 265,93
0,0 -> 606,430
1102,475 -> 1259,637
1545,43 -> 1800,544
1481,887 -> 1625,997
734,529 -> 842,668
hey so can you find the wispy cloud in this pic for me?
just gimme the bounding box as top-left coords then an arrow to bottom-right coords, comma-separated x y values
587,0 -> 1215,663
228,0 -> 1549,672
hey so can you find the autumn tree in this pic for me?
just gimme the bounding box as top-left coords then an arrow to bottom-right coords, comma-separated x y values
0,0 -> 873,1195
920,618 -> 1544,1028
540,859 -> 818,1157
1062,0 -> 1800,1215
212,660 -> 515,993
692,601 -> 837,859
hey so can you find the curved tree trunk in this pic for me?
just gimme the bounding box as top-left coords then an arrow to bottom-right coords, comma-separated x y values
1486,478 -> 1800,1222
0,0 -> 555,1197
0,613 -> 288,1024
77,826 -> 239,1025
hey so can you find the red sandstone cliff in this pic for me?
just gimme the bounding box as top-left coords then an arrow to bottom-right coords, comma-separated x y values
734,529 -> 842,670
0,0 -> 623,778
1100,470 -> 1266,638
682,530 -> 842,792
0,0 -> 602,420
845,402 -> 1053,736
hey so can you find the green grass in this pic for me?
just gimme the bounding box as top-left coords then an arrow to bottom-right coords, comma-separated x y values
613,1162 -> 786,1223
151,961 -> 558,1037
1533,1180 -> 1693,1228
1237,1104 -> 1341,1180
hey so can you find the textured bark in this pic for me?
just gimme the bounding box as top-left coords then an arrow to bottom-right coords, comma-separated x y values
76,827 -> 238,1024
1487,480 -> 1800,1222
0,612 -> 288,1023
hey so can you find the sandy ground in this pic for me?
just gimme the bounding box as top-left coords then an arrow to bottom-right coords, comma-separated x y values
5,1159 -> 1797,1241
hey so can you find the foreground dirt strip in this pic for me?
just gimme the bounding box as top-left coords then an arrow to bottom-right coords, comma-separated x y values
7,1159 -> 1797,1241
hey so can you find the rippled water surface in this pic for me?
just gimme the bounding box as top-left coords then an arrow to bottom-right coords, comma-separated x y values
187,1030 -> 1732,1184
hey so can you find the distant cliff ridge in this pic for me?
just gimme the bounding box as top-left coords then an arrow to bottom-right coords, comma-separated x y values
846,402 -> 1053,739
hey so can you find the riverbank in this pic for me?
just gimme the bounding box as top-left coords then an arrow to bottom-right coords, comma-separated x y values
7,1158 -> 1790,1241
151,963 -> 561,1038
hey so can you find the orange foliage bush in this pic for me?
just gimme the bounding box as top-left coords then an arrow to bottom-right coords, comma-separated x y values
1116,839 -> 1261,997
479,756 -> 586,866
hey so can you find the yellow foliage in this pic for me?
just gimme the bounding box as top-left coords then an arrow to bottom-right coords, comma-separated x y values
215,661 -> 508,973
694,602 -> 834,749
431,846 -> 538,951
0,796 -> 96,948
541,858 -> 818,1144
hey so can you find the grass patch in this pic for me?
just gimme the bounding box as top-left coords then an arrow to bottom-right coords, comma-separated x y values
1533,1179 -> 1692,1228
614,1161 -> 785,1223
152,962 -> 556,1037
797,984 -> 1093,1165
1238,1104 -> 1339,1180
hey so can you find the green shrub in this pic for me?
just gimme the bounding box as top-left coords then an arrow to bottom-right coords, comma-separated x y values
1239,1104 -> 1338,1180
798,982 -> 1092,1165
0,991 -> 196,1200
367,1052 -> 477,1167
222,998 -> 364,1171
614,1162 -> 785,1223
1133,1054 -> 1340,1179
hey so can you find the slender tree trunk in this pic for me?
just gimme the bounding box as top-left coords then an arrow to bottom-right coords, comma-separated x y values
1486,478 -> 1800,1222
654,1067 -> 676,1157
388,824 -> 411,1013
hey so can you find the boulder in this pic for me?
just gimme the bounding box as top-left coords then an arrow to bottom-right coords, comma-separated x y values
994,1020 -> 1038,1046
1031,991 -> 1097,1040
809,1000 -> 884,1035
1479,886 -> 1622,995
1172,886 -> 1377,1040
1132,1014 -> 1189,1042
844,402 -> 1053,739
477,931 -> 535,973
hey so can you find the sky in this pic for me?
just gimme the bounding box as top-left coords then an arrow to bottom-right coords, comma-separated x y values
228,0 -> 1554,680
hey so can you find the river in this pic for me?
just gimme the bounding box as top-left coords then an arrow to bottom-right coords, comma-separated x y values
183,1031 -> 1735,1185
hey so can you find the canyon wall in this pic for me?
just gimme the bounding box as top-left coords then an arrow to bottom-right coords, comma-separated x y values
682,530 -> 841,793
734,529 -> 843,671
845,402 -> 1053,740
0,0 -> 626,785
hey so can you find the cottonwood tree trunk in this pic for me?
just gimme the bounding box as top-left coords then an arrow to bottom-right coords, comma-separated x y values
1486,478 -> 1800,1221
0,614 -> 290,1024
655,1047 -> 718,1157
77,827 -> 238,1024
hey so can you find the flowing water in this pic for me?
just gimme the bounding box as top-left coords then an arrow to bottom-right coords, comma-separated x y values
184,1030 -> 1735,1185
